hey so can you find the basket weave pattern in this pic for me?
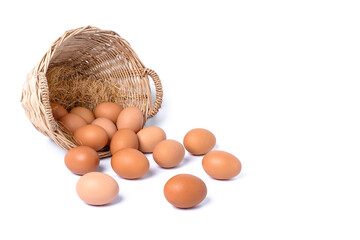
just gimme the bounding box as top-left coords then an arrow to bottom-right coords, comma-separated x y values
21,26 -> 163,158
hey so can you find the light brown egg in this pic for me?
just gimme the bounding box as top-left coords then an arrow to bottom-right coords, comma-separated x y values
74,124 -> 108,151
59,113 -> 87,134
116,107 -> 144,133
164,174 -> 207,209
202,151 -> 242,180
92,118 -> 117,143
64,146 -> 99,175
111,148 -> 149,179
94,102 -> 123,123
50,102 -> 68,120
137,126 -> 166,153
76,172 -> 119,206
110,129 -> 139,154
70,106 -> 95,124
183,128 -> 216,155
153,140 -> 185,168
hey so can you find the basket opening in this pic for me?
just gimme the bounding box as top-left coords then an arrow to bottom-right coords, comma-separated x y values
45,30 -> 152,116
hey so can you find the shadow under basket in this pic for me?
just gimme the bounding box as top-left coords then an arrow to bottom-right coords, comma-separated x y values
21,26 -> 163,158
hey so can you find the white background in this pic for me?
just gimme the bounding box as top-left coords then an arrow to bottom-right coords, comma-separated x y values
1,0 -> 360,239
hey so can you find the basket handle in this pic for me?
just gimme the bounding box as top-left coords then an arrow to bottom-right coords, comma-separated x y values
144,68 -> 163,118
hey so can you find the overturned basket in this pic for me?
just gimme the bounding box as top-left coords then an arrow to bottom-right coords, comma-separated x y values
21,26 -> 163,158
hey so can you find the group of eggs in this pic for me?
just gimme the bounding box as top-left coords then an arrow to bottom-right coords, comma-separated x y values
50,102 -> 242,209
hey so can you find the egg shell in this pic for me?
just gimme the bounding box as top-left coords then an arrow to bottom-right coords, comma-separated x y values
92,118 -> 117,143
110,129 -> 139,154
59,113 -> 87,134
116,107 -> 144,133
94,102 -> 123,123
202,150 -> 242,180
183,128 -> 216,155
76,172 -> 119,206
50,102 -> 68,120
111,148 -> 149,179
64,146 -> 100,175
70,107 -> 95,124
164,174 -> 207,209
137,126 -> 166,153
74,124 -> 108,151
153,140 -> 185,168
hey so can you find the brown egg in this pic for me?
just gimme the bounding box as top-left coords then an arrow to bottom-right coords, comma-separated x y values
64,146 -> 99,175
92,118 -> 117,143
50,102 -> 68,120
164,174 -> 207,209
94,102 -> 123,123
74,124 -> 108,151
70,106 -> 95,123
137,126 -> 166,153
116,107 -> 144,133
76,172 -> 119,206
202,151 -> 242,180
111,148 -> 149,179
183,128 -> 216,155
110,129 -> 139,154
153,140 -> 185,168
59,113 -> 87,134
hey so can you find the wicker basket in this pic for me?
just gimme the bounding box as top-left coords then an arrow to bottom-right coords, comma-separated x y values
21,26 -> 163,158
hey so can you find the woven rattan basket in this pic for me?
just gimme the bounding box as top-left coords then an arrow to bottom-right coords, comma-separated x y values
21,26 -> 163,158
